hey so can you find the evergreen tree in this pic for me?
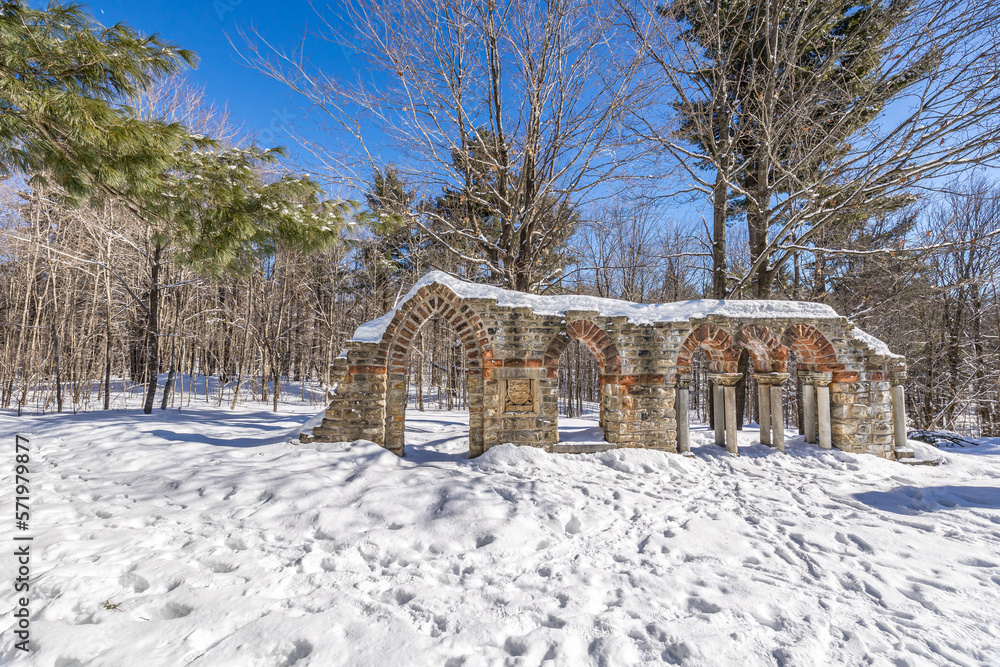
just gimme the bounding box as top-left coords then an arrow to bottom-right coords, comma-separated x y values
660,0 -> 956,297
0,0 -> 194,201
430,128 -> 579,290
2,1 -> 355,413
352,166 -> 424,314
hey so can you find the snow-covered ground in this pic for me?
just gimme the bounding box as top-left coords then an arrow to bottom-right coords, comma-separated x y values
2,401 -> 999,666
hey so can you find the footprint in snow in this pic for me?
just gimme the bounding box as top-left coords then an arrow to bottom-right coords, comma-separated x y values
687,597 -> 722,614
202,559 -> 237,574
847,533 -> 875,554
224,535 -> 247,551
256,639 -> 312,667
120,570 -> 149,593
504,636 -> 529,657
158,603 -> 193,620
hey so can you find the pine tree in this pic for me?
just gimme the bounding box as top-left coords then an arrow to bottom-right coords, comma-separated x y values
657,0 -> 970,297
430,129 -> 579,290
0,1 -> 195,201
352,166 -> 424,314
2,2 -> 355,413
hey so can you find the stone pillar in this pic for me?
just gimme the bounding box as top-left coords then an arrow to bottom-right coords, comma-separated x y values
753,373 -> 771,446
676,375 -> 691,454
725,383 -> 739,456
890,369 -> 908,452
710,373 -> 742,455
712,381 -> 725,447
799,371 -> 816,444
768,373 -> 790,453
814,371 -> 833,450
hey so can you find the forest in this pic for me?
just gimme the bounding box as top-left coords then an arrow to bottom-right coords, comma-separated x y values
1,0 -> 999,437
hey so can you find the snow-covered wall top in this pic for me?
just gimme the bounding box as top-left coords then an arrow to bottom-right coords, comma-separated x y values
351,271 -> 849,344
851,327 -> 902,360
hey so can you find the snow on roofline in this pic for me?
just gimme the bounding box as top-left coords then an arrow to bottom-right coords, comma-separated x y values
351,271 -> 855,344
851,327 -> 904,360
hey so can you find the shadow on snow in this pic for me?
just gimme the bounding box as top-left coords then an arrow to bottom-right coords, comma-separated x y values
854,486 -> 1000,514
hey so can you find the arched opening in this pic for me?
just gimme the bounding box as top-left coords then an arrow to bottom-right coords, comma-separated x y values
556,337 -> 605,443
783,352 -> 802,433
781,324 -> 843,450
735,325 -> 789,447
401,316 -> 473,459
675,323 -> 739,452
690,347 -> 712,425
543,320 -> 622,446
378,287 -> 488,458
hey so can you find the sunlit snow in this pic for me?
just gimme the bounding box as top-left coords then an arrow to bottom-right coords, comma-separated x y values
2,397 -> 998,665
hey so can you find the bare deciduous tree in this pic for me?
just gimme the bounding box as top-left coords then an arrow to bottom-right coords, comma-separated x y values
622,0 -> 1000,298
242,0 -> 647,291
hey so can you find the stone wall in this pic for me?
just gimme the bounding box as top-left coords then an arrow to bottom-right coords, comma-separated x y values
305,276 -> 906,460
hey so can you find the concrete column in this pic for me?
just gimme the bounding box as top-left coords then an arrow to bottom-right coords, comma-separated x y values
676,375 -> 691,454
769,373 -> 790,453
814,372 -> 833,450
712,381 -> 725,447
890,369 -> 908,452
753,373 -> 771,446
799,371 -> 816,444
709,373 -> 742,455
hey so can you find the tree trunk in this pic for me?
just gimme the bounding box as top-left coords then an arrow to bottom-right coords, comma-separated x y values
143,242 -> 163,415
711,167 -> 728,299
50,321 -> 63,413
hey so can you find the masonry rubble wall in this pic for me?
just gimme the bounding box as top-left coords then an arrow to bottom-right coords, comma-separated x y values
305,274 -> 904,460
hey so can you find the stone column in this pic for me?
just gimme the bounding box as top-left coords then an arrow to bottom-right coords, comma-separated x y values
710,373 -> 742,455
814,371 -> 833,450
676,375 -> 691,454
753,373 -> 771,446
890,369 -> 908,452
799,371 -> 816,444
712,380 -> 725,447
769,373 -> 790,453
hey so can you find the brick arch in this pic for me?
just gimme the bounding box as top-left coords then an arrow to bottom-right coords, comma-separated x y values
782,324 -> 841,371
375,284 -> 492,371
542,319 -> 622,378
676,323 -> 739,373
374,283 -> 492,456
736,325 -> 789,372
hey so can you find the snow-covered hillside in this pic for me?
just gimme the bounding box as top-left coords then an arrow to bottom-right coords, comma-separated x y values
2,402 -> 999,666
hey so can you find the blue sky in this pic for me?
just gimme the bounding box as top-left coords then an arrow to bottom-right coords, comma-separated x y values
85,0 -> 348,159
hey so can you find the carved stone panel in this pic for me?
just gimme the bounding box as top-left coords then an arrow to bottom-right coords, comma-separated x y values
504,379 -> 536,413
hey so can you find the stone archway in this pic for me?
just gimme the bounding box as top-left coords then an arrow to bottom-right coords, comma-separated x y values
543,319 -> 623,444
676,323 -> 739,373
782,324 -> 840,371
734,325 -> 790,449
675,324 -> 741,453
374,284 -> 492,457
781,324 -> 844,450
308,271 -> 907,460
736,325 -> 789,373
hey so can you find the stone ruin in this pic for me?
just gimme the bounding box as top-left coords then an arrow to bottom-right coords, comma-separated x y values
303,272 -> 911,460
